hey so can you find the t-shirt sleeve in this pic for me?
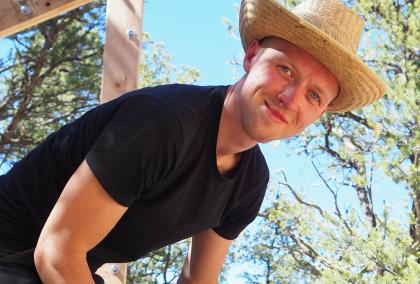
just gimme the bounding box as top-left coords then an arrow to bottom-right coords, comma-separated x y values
85,94 -> 183,207
213,166 -> 269,240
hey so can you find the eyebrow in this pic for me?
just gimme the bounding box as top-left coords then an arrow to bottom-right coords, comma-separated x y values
313,85 -> 327,97
285,59 -> 329,104
275,52 -> 338,106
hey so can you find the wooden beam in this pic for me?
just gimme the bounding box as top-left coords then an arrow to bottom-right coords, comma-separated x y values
100,0 -> 144,102
96,263 -> 128,284
0,0 -> 93,38
96,0 -> 144,282
1,0 -> 143,282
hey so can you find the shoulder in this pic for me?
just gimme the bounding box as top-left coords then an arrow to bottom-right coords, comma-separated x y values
131,84 -> 229,119
96,89 -> 183,131
83,88 -> 182,128
84,83 -> 229,122
85,91 -> 186,206
134,83 -> 228,100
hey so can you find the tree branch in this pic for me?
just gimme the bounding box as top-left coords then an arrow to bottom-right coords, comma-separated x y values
277,171 -> 324,217
311,161 -> 353,234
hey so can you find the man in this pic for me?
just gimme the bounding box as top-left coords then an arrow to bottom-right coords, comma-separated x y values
0,0 -> 386,283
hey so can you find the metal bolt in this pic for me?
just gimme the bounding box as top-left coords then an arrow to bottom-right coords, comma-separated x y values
127,29 -> 137,39
20,5 -> 32,15
110,264 -> 119,275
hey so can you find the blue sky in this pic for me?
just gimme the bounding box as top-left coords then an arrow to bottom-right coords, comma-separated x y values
0,0 -> 410,282
143,0 -> 241,85
141,0 -> 409,281
141,0 -> 407,210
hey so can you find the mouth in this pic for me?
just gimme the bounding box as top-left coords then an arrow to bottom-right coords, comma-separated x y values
264,101 -> 288,124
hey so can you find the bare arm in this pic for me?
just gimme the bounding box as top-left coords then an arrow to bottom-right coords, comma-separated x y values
178,229 -> 232,284
34,160 -> 128,283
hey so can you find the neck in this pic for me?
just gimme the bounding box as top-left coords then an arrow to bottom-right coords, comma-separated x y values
216,82 -> 257,159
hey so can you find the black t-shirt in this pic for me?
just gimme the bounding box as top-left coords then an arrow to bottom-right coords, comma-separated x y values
0,84 -> 269,274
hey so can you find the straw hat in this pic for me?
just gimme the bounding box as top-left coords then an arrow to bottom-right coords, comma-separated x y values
239,0 -> 387,112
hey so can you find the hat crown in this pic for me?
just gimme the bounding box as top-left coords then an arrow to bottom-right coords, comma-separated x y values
292,0 -> 364,53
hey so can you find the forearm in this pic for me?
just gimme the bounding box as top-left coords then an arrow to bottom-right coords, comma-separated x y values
177,272 -> 192,284
177,229 -> 231,284
177,258 -> 192,284
178,258 -> 199,284
177,272 -> 217,284
177,258 -> 217,284
35,251 -> 94,284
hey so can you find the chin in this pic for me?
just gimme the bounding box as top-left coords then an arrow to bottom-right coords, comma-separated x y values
261,131 -> 300,142
244,120 -> 296,143
251,132 -> 285,143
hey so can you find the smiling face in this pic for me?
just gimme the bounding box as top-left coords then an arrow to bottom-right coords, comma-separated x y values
233,37 -> 339,143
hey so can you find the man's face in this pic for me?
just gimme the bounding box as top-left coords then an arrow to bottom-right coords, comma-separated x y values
236,37 -> 339,142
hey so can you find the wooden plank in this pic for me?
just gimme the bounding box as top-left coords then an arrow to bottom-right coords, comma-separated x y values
1,0 -> 143,283
96,263 -> 128,284
0,0 -> 93,38
100,0 -> 144,102
96,0 -> 144,282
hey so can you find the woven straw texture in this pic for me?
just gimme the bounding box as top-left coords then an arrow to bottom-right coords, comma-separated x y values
239,0 -> 387,112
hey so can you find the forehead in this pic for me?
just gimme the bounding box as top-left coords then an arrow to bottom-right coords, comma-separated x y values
261,37 -> 325,69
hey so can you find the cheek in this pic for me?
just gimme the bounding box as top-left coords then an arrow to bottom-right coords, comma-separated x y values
297,111 -> 322,131
247,68 -> 276,87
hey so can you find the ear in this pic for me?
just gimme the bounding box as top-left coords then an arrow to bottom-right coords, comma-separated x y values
243,40 -> 261,73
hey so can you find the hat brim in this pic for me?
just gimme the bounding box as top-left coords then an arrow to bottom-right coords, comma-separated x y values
239,0 -> 387,112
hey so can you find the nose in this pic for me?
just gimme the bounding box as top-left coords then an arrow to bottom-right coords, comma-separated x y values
277,84 -> 302,111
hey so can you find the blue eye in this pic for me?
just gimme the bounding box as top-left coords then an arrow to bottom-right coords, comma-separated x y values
309,91 -> 321,104
279,65 -> 293,78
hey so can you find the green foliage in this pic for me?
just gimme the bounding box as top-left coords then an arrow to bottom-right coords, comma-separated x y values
235,184 -> 420,283
0,3 -> 105,166
127,242 -> 189,284
0,3 -> 201,282
138,33 -> 200,88
349,0 -> 420,192
227,0 -> 419,282
0,8 -> 200,173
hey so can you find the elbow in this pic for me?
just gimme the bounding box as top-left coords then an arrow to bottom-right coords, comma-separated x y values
34,241 -> 73,280
34,241 -> 94,283
34,244 -> 48,275
34,243 -> 60,278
